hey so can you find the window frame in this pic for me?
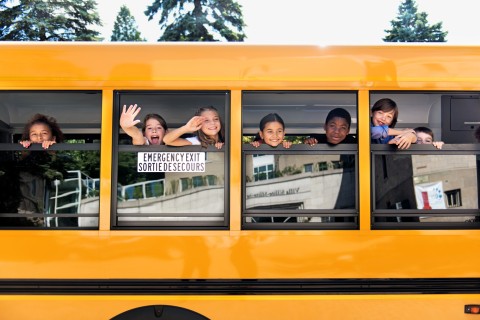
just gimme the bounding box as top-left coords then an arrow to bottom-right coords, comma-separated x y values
370,90 -> 480,230
241,90 -> 359,230
0,90 -> 102,230
111,90 -> 230,230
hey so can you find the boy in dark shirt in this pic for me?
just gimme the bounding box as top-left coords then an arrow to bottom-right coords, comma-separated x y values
304,107 -> 355,145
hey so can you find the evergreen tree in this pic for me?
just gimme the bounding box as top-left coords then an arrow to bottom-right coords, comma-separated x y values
145,0 -> 245,41
384,0 -> 447,42
0,0 -> 102,41
111,5 -> 144,42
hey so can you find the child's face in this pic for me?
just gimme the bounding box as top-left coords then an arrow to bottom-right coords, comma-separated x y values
324,117 -> 350,145
372,109 -> 395,127
200,110 -> 221,137
259,121 -> 285,147
416,131 -> 433,144
29,123 -> 54,143
144,118 -> 165,145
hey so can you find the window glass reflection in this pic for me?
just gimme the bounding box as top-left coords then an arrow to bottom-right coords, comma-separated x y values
245,154 -> 356,211
374,154 -> 479,223
116,152 -> 225,224
0,150 -> 100,228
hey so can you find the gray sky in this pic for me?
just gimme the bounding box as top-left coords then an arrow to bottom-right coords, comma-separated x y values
96,0 -> 480,44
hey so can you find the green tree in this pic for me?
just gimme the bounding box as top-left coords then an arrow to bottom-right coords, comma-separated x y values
145,0 -> 245,41
0,0 -> 102,41
383,0 -> 447,42
111,5 -> 145,42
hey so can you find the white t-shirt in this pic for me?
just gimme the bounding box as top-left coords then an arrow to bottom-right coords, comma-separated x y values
185,136 -> 201,145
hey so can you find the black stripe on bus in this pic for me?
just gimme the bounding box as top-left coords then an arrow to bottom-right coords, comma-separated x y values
0,278 -> 479,295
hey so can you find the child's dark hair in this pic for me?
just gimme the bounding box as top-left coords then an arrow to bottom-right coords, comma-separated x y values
371,98 -> 399,128
259,113 -> 285,131
195,106 -> 225,148
325,108 -> 351,127
254,113 -> 285,141
414,126 -> 434,139
141,114 -> 168,133
21,113 -> 64,143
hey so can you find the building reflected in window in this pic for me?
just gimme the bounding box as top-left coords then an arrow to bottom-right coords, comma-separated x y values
245,154 -> 356,211
0,150 -> 100,228
116,152 -> 225,224
374,154 -> 478,224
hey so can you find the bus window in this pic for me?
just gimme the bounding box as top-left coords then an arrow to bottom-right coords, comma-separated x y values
0,91 -> 101,229
112,91 -> 229,229
242,91 -> 358,229
370,92 -> 480,229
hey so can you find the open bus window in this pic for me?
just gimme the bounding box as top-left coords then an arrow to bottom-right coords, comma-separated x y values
370,92 -> 480,229
0,91 -> 101,229
112,91 -> 229,229
241,91 -> 358,230
242,91 -> 357,144
370,92 -> 480,147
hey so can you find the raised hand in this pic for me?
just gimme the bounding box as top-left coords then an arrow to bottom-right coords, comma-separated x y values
120,104 -> 141,130
184,116 -> 206,132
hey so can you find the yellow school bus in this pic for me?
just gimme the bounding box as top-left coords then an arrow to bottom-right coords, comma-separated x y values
0,43 -> 480,319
